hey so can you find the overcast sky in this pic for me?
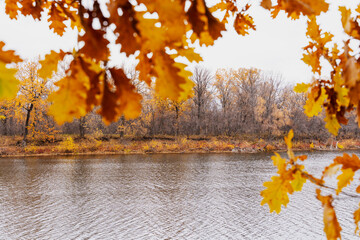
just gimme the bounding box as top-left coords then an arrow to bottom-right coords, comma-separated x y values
0,0 -> 358,84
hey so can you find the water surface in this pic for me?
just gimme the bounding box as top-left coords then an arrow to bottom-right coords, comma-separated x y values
0,151 -> 360,239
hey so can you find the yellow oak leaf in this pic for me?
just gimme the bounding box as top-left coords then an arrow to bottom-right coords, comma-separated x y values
302,51 -> 321,74
336,168 -> 354,195
324,114 -> 341,136
294,83 -> 311,93
48,57 -> 91,124
38,50 -> 66,79
284,129 -> 294,150
291,170 -> 306,191
271,152 -> 286,173
310,142 -> 315,149
0,62 -> 19,100
337,143 -> 344,149
176,47 -> 203,63
153,51 -> 190,101
306,15 -> 321,40
333,69 -> 349,107
304,87 -> 327,117
261,175 -> 293,213
142,0 -> 187,44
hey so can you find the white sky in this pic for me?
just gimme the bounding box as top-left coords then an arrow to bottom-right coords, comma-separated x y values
0,0 -> 358,84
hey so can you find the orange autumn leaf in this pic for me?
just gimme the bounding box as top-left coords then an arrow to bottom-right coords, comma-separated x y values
38,50 -> 66,79
48,3 -> 67,36
0,42 -> 22,64
316,189 -> 342,240
5,0 -> 19,19
187,0 -> 225,46
48,56 -> 92,124
107,1 -> 140,56
98,68 -> 142,124
334,153 -> 360,172
234,12 -> 256,36
336,168 -> 354,195
272,0 -> 329,19
79,18 -> 110,62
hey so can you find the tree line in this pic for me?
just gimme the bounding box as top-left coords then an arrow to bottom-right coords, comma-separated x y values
1,61 -> 358,143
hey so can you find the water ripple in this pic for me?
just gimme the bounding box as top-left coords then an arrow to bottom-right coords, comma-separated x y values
0,152 -> 360,239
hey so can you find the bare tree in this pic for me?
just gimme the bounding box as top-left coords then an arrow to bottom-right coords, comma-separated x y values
191,65 -> 212,135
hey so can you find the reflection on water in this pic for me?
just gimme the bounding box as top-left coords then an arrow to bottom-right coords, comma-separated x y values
0,152 -> 360,239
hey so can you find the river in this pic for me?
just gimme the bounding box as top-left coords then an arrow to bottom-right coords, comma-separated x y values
0,151 -> 360,239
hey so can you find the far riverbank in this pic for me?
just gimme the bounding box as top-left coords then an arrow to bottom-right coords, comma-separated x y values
0,135 -> 358,158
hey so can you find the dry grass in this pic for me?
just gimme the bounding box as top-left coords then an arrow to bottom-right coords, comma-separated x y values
0,135 -> 359,157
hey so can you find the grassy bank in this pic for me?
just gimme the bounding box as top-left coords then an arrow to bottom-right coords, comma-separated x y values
0,135 -> 359,158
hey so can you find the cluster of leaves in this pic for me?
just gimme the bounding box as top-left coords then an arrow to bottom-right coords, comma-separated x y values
261,130 -> 360,239
294,5 -> 360,136
1,0 -> 330,125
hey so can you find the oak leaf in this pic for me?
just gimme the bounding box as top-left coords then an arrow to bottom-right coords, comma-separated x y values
79,18 -> 110,62
334,153 -> 360,172
322,163 -> 341,178
234,12 -> 256,36
354,204 -> 360,235
316,189 -> 342,240
336,168 -> 354,195
48,57 -> 91,124
0,62 -> 19,100
324,114 -> 341,136
261,175 -> 293,213
98,68 -> 142,124
107,1 -> 140,56
0,42 -> 22,64
38,50 -> 66,79
153,51 -> 193,101
304,87 -> 327,117
294,83 -> 310,93
48,3 -> 67,36
5,0 -> 19,19
273,0 -> 329,19
291,170 -> 306,191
